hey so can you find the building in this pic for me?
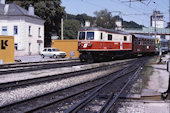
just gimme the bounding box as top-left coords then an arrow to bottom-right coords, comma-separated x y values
124,10 -> 169,41
150,11 -> 164,28
124,27 -> 170,40
0,0 -> 45,56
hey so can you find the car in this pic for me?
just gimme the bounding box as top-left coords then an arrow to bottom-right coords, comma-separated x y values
40,48 -> 67,58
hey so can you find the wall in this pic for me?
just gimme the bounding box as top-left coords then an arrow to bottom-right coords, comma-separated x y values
0,17 -> 44,56
52,40 -> 80,58
0,36 -> 14,63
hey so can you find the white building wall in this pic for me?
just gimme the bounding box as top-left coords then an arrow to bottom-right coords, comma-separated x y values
0,17 -> 44,56
151,21 -> 164,28
25,22 -> 44,55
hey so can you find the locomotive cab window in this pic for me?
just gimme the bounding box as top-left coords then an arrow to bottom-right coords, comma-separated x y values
108,34 -> 112,40
79,32 -> 85,40
124,36 -> 127,41
87,32 -> 94,40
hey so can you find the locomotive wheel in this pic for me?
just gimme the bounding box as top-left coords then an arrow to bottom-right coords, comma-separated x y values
87,54 -> 94,63
79,54 -> 86,62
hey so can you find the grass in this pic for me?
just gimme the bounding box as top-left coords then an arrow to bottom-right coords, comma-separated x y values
130,57 -> 156,94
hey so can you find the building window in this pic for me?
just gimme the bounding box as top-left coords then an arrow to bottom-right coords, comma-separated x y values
2,26 -> 8,35
29,26 -> 31,36
15,43 -> 18,50
38,27 -> 41,37
108,34 -> 112,40
14,26 -> 18,35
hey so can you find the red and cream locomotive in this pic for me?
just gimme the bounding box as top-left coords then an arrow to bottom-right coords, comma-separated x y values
78,27 -> 156,62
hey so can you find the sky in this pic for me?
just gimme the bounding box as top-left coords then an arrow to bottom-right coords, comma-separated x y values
61,0 -> 169,27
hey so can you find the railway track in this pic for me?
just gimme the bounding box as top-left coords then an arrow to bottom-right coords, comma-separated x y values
0,60 -> 132,91
0,59 -> 82,75
0,57 -> 148,113
0,59 -> 133,113
0,58 -> 78,69
64,57 -> 147,113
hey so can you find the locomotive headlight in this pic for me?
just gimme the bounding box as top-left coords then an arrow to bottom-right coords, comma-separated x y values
89,43 -> 93,47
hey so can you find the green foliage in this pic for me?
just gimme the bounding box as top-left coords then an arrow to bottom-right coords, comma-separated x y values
63,20 -> 81,39
6,0 -> 65,46
123,21 -> 144,28
94,9 -> 116,29
64,13 -> 95,26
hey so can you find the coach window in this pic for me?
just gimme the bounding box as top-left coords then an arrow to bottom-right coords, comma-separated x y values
87,32 -> 94,40
134,39 -> 137,45
124,36 -> 127,41
144,39 -> 146,45
141,39 -> 143,45
79,32 -> 85,40
138,39 -> 141,45
108,34 -> 112,40
147,40 -> 149,44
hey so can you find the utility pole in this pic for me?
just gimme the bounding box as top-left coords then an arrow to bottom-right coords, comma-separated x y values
61,18 -> 64,40
154,10 -> 157,39
169,0 -> 170,27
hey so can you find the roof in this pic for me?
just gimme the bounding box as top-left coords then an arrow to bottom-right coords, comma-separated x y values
133,34 -> 155,40
124,27 -> 170,35
79,27 -> 130,35
0,3 -> 43,20
160,38 -> 168,42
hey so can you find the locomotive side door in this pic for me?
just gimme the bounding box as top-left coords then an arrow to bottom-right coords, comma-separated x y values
100,32 -> 104,49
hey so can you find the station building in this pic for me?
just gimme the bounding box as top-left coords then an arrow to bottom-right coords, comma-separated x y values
0,0 -> 45,56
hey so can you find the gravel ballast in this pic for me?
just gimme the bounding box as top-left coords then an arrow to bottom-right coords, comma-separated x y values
0,59 -> 133,84
0,62 -> 125,107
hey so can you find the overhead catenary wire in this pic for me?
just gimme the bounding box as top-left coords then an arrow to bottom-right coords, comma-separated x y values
81,0 -> 168,27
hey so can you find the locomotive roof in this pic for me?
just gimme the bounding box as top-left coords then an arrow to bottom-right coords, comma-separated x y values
79,27 -> 130,35
133,34 -> 155,40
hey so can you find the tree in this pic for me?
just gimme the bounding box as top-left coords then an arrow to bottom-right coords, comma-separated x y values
6,0 -> 65,46
94,9 -> 116,29
123,21 -> 144,28
63,20 -> 81,39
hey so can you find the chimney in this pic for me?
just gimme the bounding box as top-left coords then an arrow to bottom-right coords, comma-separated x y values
85,20 -> 90,27
28,4 -> 34,15
0,0 -> 5,4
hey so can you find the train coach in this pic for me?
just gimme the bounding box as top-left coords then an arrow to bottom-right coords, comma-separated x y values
160,39 -> 168,54
78,27 -> 156,62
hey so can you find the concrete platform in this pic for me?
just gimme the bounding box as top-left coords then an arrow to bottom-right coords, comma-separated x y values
143,54 -> 169,94
118,54 -> 170,113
